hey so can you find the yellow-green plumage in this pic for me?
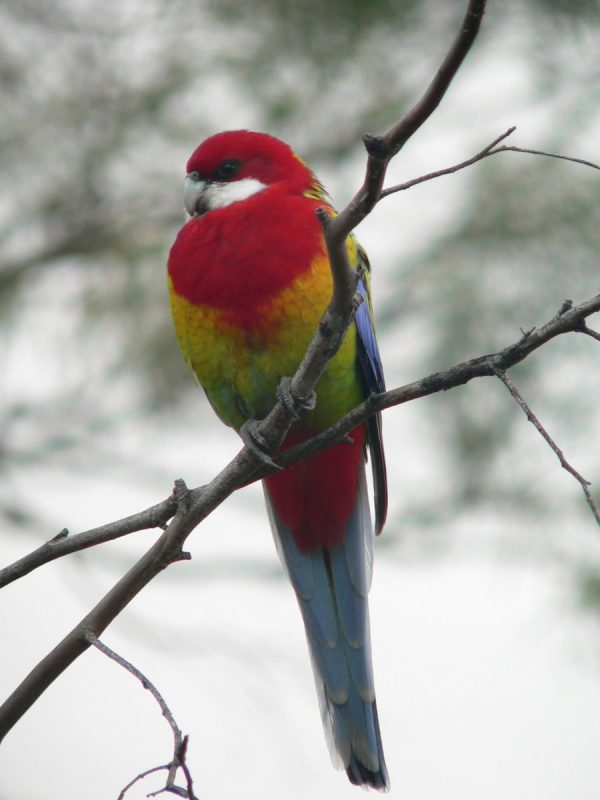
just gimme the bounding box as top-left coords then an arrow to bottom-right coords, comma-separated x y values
169,238 -> 364,433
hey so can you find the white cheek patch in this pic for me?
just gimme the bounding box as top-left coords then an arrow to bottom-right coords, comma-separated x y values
204,178 -> 267,210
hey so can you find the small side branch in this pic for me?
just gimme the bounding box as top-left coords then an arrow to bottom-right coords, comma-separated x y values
493,368 -> 600,526
381,126 -> 516,196
85,631 -> 183,757
85,631 -> 197,799
117,741 -> 196,800
381,127 -> 599,198
0,494 -> 178,589
493,145 -> 599,171
577,323 -> 600,343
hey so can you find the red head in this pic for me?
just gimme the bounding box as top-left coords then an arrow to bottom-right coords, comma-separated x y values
183,130 -> 315,217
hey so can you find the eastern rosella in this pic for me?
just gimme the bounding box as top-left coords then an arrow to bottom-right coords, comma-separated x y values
168,130 -> 389,790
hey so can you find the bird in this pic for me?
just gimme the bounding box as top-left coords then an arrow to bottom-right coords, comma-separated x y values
167,130 -> 389,790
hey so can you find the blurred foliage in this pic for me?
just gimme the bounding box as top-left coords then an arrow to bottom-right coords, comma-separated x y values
579,568 -> 600,613
1,0 -> 599,551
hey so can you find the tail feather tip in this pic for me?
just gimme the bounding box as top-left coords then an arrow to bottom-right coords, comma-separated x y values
346,756 -> 390,792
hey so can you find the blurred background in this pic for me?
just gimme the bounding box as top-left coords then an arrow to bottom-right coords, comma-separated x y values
1,0 -> 599,798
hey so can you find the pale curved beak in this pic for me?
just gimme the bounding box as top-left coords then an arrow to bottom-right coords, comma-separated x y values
184,174 -> 207,217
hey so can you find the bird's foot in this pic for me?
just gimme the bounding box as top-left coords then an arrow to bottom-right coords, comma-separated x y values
352,290 -> 364,316
276,376 -> 316,422
240,419 -> 282,470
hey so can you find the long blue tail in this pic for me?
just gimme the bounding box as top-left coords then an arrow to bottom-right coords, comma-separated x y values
264,465 -> 389,790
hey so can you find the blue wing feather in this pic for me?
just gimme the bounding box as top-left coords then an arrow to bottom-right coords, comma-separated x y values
354,247 -> 388,535
355,278 -> 385,395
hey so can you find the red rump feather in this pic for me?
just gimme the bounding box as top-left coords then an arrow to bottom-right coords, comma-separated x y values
265,425 -> 365,552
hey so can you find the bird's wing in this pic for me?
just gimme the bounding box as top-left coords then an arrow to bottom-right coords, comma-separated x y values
354,244 -> 388,535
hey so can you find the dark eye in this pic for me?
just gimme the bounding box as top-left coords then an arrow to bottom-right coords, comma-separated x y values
214,159 -> 241,181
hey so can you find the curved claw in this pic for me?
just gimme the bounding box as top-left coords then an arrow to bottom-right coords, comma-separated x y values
352,290 -> 364,316
240,419 -> 283,470
276,376 -> 317,421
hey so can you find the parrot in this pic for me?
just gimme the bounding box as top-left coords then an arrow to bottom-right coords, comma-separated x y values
167,130 -> 389,790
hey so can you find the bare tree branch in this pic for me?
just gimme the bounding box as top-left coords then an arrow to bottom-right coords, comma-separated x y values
2,294 -> 599,594
1,292 -> 599,742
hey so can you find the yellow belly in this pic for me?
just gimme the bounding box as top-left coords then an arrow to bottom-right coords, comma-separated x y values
169,252 -> 362,433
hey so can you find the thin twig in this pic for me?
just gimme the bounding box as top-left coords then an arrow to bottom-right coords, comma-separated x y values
118,764 -> 171,800
493,368 -> 600,526
381,127 -> 599,198
494,145 -> 599,171
85,631 -> 183,760
381,126 -> 516,196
